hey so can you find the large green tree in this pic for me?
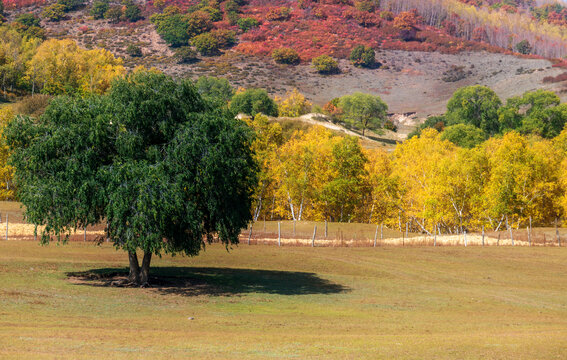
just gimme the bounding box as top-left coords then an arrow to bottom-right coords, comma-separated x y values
446,85 -> 502,135
5,71 -> 258,285
338,92 -> 388,136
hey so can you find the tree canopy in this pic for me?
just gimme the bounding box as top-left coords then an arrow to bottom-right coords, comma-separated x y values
446,85 -> 502,135
5,71 -> 258,285
338,92 -> 388,136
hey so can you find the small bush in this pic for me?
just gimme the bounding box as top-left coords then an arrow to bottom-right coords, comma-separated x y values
126,44 -> 142,57
174,46 -> 198,63
104,5 -> 123,23
186,10 -> 213,38
42,4 -> 67,21
349,45 -> 375,68
192,33 -> 220,56
379,10 -> 393,21
210,29 -> 236,48
123,1 -> 142,22
272,48 -> 300,65
57,0 -> 83,11
354,0 -> 375,12
312,55 -> 339,74
227,11 -> 240,25
237,17 -> 259,32
515,40 -> 532,55
224,0 -> 240,13
90,0 -> 109,19
265,7 -> 290,21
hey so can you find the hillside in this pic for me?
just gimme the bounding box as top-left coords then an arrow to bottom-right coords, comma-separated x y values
3,0 -> 567,118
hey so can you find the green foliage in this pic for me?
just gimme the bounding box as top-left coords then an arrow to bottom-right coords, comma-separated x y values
441,124 -> 487,148
125,44 -> 142,57
237,17 -> 259,32
201,6 -> 222,21
311,55 -> 339,74
349,45 -> 375,68
271,47 -> 300,65
5,71 -> 257,282
227,11 -> 240,25
515,39 -> 532,54
42,4 -> 67,22
224,0 -> 240,13
123,1 -> 142,22
230,88 -> 278,117
338,92 -> 388,136
151,13 -> 190,47
13,13 -> 44,39
446,85 -> 502,135
192,32 -> 220,55
186,10 -> 213,38
210,29 -> 236,48
0,0 -> 4,16
57,0 -> 83,11
499,89 -> 567,138
104,5 -> 123,23
173,46 -> 198,63
408,115 -> 446,139
90,0 -> 109,19
196,76 -> 234,103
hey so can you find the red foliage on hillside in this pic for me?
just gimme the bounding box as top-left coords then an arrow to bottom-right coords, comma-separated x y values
3,0 -> 45,9
234,1 -> 500,61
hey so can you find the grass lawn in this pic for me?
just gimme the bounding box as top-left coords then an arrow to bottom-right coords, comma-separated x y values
1,241 -> 566,359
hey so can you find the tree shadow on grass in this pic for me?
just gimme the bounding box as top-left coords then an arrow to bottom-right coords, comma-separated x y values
66,267 -> 349,297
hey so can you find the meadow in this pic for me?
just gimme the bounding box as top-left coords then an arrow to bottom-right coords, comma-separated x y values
1,240 -> 566,359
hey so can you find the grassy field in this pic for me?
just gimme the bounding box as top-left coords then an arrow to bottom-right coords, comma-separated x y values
1,241 -> 567,359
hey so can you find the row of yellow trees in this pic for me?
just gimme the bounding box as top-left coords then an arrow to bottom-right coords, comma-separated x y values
249,114 -> 567,233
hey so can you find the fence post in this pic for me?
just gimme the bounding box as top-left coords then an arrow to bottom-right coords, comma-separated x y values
248,223 -> 253,245
543,233 -> 546,247
527,226 -> 530,247
497,232 -> 500,246
404,222 -> 408,246
5,213 -> 8,241
374,225 -> 378,247
325,220 -> 328,239
506,216 -> 514,246
293,220 -> 296,236
482,225 -> 485,247
263,215 -> 266,232
84,226 -> 87,242
34,225 -> 37,242
278,221 -> 281,247
312,225 -> 317,247
464,231 -> 467,247
380,223 -> 383,243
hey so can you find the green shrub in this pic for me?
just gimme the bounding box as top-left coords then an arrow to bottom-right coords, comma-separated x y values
42,4 -> 67,21
272,47 -> 300,65
201,6 -> 222,21
174,46 -> 198,63
349,45 -> 375,68
126,44 -> 142,57
224,0 -> 240,13
196,76 -> 234,103
516,40 -> 532,55
151,13 -> 190,47
227,11 -> 240,25
210,29 -> 236,48
192,33 -> 220,56
230,88 -> 278,117
237,17 -> 259,32
312,55 -> 339,74
186,10 -> 213,38
57,0 -> 83,11
104,5 -> 123,23
123,1 -> 142,22
90,0 -> 109,19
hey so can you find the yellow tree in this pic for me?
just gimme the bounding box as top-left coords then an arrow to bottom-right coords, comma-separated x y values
275,88 -> 312,118
482,132 -> 562,230
274,126 -> 338,221
245,114 -> 283,221
0,106 -> 14,200
26,39 -> 124,95
363,148 -> 401,227
392,129 -> 457,234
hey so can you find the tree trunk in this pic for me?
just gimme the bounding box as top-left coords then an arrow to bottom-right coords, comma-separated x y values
140,252 -> 152,285
128,251 -> 140,284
